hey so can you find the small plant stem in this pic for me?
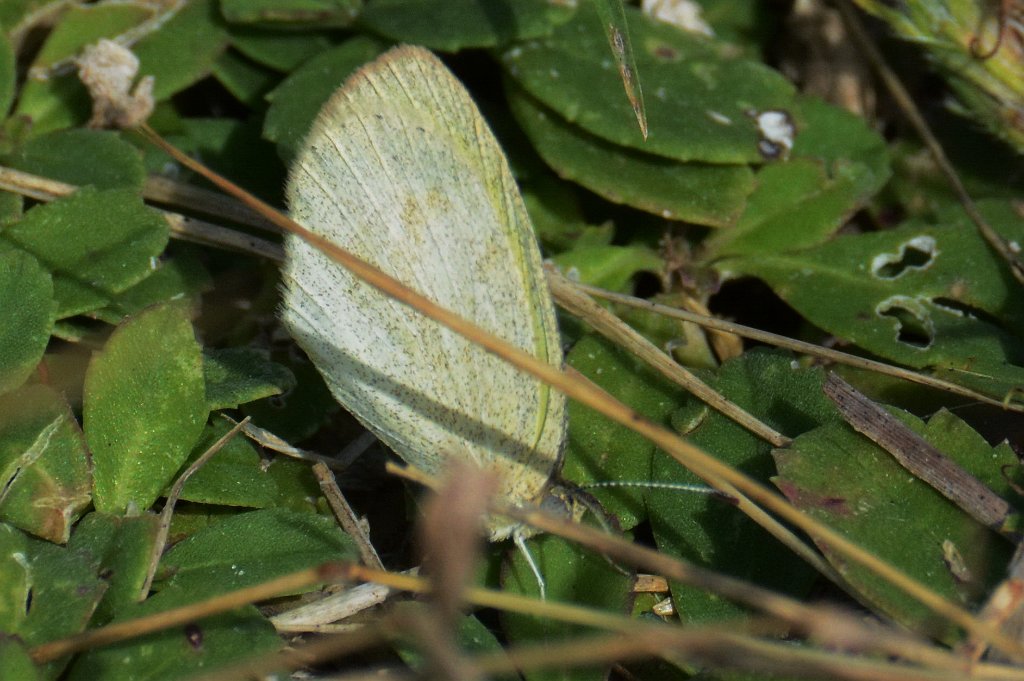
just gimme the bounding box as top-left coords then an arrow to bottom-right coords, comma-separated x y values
575,282 -> 1021,412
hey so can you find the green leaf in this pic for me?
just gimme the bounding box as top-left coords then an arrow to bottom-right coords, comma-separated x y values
360,0 -> 575,51
0,250 -> 53,395
774,408 -> 1017,640
263,37 -> 388,163
502,533 -> 633,681
92,254 -> 211,324
0,385 -> 91,543
220,0 -> 360,27
649,349 -> 834,623
0,33 -> 14,118
157,508 -> 356,599
227,26 -> 338,71
1,187 -> 169,319
0,1 -> 49,33
211,50 -> 278,107
84,303 -> 207,514
175,420 -> 318,509
67,512 -> 161,627
719,206 -> 1024,402
0,523 -> 30,635
134,0 -> 229,101
67,604 -> 279,681
4,128 -> 146,192
0,638 -> 38,681
704,96 -> 891,259
562,335 -> 689,530
204,347 -> 296,410
552,244 -> 663,293
508,87 -> 754,228
500,1 -> 795,164
18,536 -> 107,651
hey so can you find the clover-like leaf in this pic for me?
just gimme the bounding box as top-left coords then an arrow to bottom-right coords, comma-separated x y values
84,303 -> 207,514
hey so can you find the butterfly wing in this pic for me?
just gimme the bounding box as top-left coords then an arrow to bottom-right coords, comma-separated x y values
282,46 -> 565,537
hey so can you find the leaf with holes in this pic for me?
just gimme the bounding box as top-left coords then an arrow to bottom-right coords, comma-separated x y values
718,202 -> 1024,402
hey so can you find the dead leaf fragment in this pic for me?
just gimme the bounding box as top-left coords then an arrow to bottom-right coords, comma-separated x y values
77,39 -> 155,130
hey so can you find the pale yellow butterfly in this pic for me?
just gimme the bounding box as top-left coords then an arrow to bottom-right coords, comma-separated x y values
281,45 -> 566,540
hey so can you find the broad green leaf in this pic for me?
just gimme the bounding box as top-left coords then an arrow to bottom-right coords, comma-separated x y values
508,87 -> 754,228
175,420 -> 318,509
719,206 -> 1024,402
563,335 -> 689,530
263,37 -> 388,163
84,303 -> 207,514
1,188 -> 169,319
0,385 -> 91,543
4,128 -> 146,192
502,534 -> 633,681
501,1 -> 795,164
204,347 -> 295,410
649,349 -> 834,623
211,50 -> 278,106
0,34 -> 14,118
227,26 -> 337,71
67,512 -> 161,627
360,0 -> 575,51
134,0 -> 229,101
0,250 -> 53,395
67,604 -> 279,681
156,508 -> 356,599
704,96 -> 891,259
92,255 -> 211,324
0,523 -> 30,635
552,244 -> 662,293
775,409 -> 1017,640
220,0 -> 360,27
0,639 -> 38,681
18,537 -> 107,654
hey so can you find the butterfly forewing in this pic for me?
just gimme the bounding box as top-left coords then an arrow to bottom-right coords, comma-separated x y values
282,46 -> 565,538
